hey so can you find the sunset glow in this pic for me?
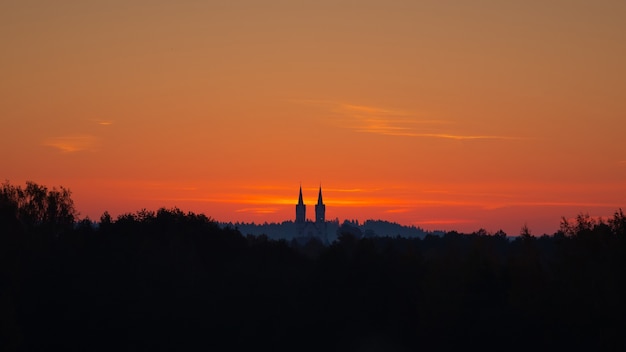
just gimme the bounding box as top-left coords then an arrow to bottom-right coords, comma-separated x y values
2,1 -> 625,235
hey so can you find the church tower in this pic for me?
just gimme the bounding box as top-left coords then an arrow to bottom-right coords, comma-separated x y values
294,185 -> 327,242
315,186 -> 325,224
315,186 -> 327,243
295,186 -> 306,224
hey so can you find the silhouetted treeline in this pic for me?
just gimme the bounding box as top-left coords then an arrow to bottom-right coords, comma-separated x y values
226,219 -> 434,243
1,182 -> 625,351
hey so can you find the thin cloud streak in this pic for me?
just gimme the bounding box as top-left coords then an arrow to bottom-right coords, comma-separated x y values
235,207 -> 278,214
153,195 -> 477,208
158,197 -> 377,207
416,219 -> 477,225
384,208 -> 411,213
43,135 -> 99,152
485,201 -> 620,210
340,104 -> 411,116
331,102 -> 522,141
91,119 -> 114,126
321,187 -> 384,193
356,130 -> 520,140
156,196 -> 296,205
234,185 -> 385,194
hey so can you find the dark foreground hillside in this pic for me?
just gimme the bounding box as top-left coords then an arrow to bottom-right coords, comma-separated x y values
1,186 -> 625,351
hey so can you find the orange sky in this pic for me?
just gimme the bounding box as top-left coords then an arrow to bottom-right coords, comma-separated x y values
2,1 -> 625,235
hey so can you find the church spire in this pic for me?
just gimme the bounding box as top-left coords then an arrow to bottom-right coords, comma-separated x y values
315,185 -> 325,224
296,185 -> 306,224
317,186 -> 323,205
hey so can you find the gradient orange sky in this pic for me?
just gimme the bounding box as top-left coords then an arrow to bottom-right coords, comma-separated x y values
2,1 -> 625,235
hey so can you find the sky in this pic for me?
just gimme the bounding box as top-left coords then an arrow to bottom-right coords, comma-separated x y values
2,0 -> 625,235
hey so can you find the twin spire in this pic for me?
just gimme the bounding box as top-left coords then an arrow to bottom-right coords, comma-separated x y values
296,185 -> 325,224
298,185 -> 323,205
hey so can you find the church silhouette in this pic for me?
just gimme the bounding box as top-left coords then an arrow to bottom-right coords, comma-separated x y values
295,186 -> 327,242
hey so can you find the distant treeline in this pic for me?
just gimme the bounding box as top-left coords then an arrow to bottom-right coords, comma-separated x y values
222,218 -> 436,242
1,181 -> 625,351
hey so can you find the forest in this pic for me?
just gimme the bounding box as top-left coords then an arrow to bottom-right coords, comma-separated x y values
1,181 -> 625,351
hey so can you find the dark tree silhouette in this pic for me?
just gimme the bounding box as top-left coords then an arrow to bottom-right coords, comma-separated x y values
1,181 -> 625,351
1,181 -> 76,235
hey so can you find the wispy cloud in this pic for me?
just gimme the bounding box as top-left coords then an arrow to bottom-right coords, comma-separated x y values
384,208 -> 411,213
482,201 -> 619,210
91,119 -> 114,126
159,196 -> 296,205
235,207 -> 278,214
416,219 -> 477,225
318,187 -> 384,193
340,104 -> 412,117
372,132 -> 519,140
331,103 -> 520,141
233,185 -> 385,194
43,135 -> 99,152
